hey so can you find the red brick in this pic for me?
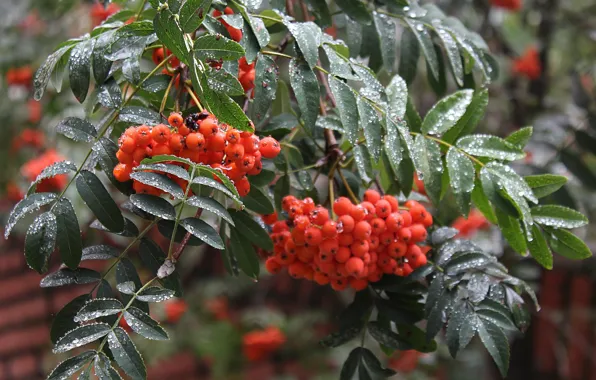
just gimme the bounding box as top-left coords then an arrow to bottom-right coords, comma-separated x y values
0,271 -> 43,303
0,296 -> 47,331
7,353 -> 38,379
148,352 -> 199,379
0,324 -> 49,357
0,250 -> 24,275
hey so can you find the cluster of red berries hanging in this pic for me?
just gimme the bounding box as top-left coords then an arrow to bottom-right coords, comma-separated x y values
262,191 -> 433,291
113,111 -> 281,196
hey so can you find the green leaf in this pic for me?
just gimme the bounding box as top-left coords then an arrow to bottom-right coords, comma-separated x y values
192,175 -> 241,204
471,178 -> 497,224
57,117 -> 98,143
457,135 -> 525,161
367,322 -> 410,350
25,212 -> 57,274
97,79 -> 122,109
27,161 -> 77,196
129,172 -> 184,198
250,54 -> 278,123
531,205 -> 588,229
442,88 -> 489,144
478,319 -> 510,377
243,186 -> 275,215
48,351 -> 96,380
116,258 -> 148,314
289,58 -> 320,133
271,80 -> 291,115
180,0 -> 212,32
53,323 -> 111,353
138,238 -> 183,296
107,328 -> 146,380
180,217 -> 224,249
249,168 -> 276,187
154,9 -> 191,64
525,174 -> 567,199
383,119 -> 403,175
68,38 -> 93,103
405,19 -> 439,80
505,126 -> 533,149
330,76 -> 359,145
93,137 -> 133,195
386,75 -> 408,121
34,44 -> 73,100
92,31 -> 114,85
426,44 -> 447,97
119,106 -> 163,126
229,229 -> 260,279
446,147 -> 475,216
495,208 -> 527,255
124,307 -> 169,340
130,194 -> 176,220
421,89 -> 474,136
141,75 -> 171,92
527,225 -> 553,269
445,252 -> 493,275
359,98 -> 383,162
322,43 -> 355,80
230,210 -> 273,250
75,298 -> 124,322
360,348 -> 396,377
411,135 -> 443,204
76,170 -> 124,232
335,0 -> 371,23
201,88 -> 252,132
305,0 -> 331,26
194,34 -> 245,61
284,20 -> 321,68
435,26 -> 464,87
53,198 -> 82,269
50,294 -> 90,344
94,352 -> 121,380
320,326 -> 362,348
446,302 -> 473,358
136,163 -> 190,181
339,347 -> 361,380
353,145 -> 373,183
186,196 -> 234,225
398,27 -> 419,85
82,245 -> 119,261
206,68 -> 244,96
546,228 -> 592,260
372,12 -> 397,72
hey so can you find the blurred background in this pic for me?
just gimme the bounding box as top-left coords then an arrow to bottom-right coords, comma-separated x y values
0,0 -> 595,379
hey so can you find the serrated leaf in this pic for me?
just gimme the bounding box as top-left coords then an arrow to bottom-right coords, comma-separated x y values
531,205 -> 588,229
357,98 -> 382,162
34,45 -> 73,100
289,58 -> 319,133
192,176 -> 241,203
180,0 -> 212,32
250,54 -> 278,123
284,20 -> 321,68
405,19 -> 439,80
386,75 -> 408,121
185,196 -> 233,225
40,268 -> 101,288
446,301 -> 472,358
129,194 -> 176,220
69,38 -> 94,103
194,34 -> 245,61
372,12 -> 397,72
435,26 -> 464,86
75,298 -> 123,322
229,210 -> 273,250
53,198 -> 83,269
229,229 -> 260,279
495,208 -> 527,255
444,252 -> 493,275
442,88 -> 489,144
53,323 -> 110,353
471,178 -> 497,224
94,352 -> 122,380
180,217 -> 224,249
467,273 -> 491,303
527,225 -> 553,269
76,170 -> 124,232
107,328 -> 146,380
136,162 -> 190,181
398,27 -> 419,85
446,147 -> 475,216
25,212 -> 57,273
353,145 -> 373,183
138,238 -> 183,296
330,76 -> 359,144
27,161 -> 77,195
97,79 -> 122,109
57,117 -> 97,143
124,307 -> 169,340
457,134 -> 525,161
421,90 -> 473,136
141,75 -> 171,93
207,67 -> 244,96
48,350 -> 96,380
505,126 -> 533,149
119,106 -> 163,126
335,0 -> 370,23
92,30 -> 114,85
82,245 -> 119,260
130,171 -> 184,198
117,281 -> 136,295
411,135 -> 443,204
242,186 -> 275,215
93,137 -> 133,195
202,87 -> 252,131
525,174 -> 567,199
367,322 -> 410,350
478,319 -> 510,377
154,9 -> 191,64
136,287 -> 175,302
123,56 -> 141,85
546,228 -> 592,260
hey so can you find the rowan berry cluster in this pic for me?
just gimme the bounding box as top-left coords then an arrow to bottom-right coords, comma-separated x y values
490,0 -> 521,11
452,209 -> 489,238
263,191 -> 433,291
11,128 -> 45,152
113,111 -> 281,196
512,47 -> 541,80
242,326 -> 286,361
213,7 -> 243,42
22,149 -> 68,192
90,2 -> 120,27
5,66 -> 32,87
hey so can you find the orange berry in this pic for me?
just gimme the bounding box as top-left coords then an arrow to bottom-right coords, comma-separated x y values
265,257 -> 282,274
338,233 -> 354,247
225,143 -> 244,161
335,247 -> 351,263
261,212 -> 278,225
116,149 -> 133,164
136,126 -> 152,146
387,241 -> 407,258
208,131 -> 226,151
398,228 -> 412,243
350,240 -> 369,257
226,129 -> 241,144
168,112 -> 184,128
345,257 -> 365,277
409,205 -> 428,224
321,221 -> 338,238
236,155 -> 255,172
310,207 -> 329,226
304,227 -> 323,245
120,136 -> 136,154
350,205 -> 366,221
333,197 -> 353,216
383,195 -> 399,212
370,218 -> 386,235
337,215 -> 355,234
320,239 -> 339,256
228,27 -> 242,42
363,189 -> 381,204
409,224 -> 428,243
169,134 -> 184,152
151,124 -> 171,144
199,118 -> 218,136
186,133 -> 205,151
330,278 -> 348,291
234,176 -> 250,196
113,163 -> 132,182
353,221 -> 372,240
350,278 -> 368,291
375,199 -> 392,218
313,272 -> 330,285
385,213 -> 404,232
152,144 -> 171,156
178,125 -> 190,136
132,147 -> 149,163
259,137 -> 281,159
400,210 -> 413,227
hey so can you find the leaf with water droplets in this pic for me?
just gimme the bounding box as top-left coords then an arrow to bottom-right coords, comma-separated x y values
367,322 -> 410,350
94,352 -> 122,380
357,98 -> 382,163
527,225 -> 553,269
107,328 -> 146,380
117,281 -> 136,295
124,307 -> 169,340
154,9 -> 192,64
411,135 -> 443,204
457,134 -> 525,161
194,34 -> 245,61
446,147 -> 475,216
53,323 -> 110,353
92,30 -> 114,85
386,75 -> 408,121
56,117 -> 97,143
180,217 -> 224,249
136,287 -> 175,302
320,325 -> 362,348
135,163 -> 190,181
477,318 -> 510,377
24,212 -> 57,274
230,210 -> 274,251
467,273 -> 491,303
330,76 -> 359,145
34,44 -> 74,100
442,88 -> 489,144
289,58 -> 319,133
243,186 -> 276,215
194,164 -> 241,202
398,27 -> 419,85
117,258 -> 149,313
139,238 -> 183,296
141,75 -> 170,93
202,86 -> 252,132
284,20 -> 321,69
140,154 -> 194,167
97,78 -> 122,109
76,170 -> 124,232
68,38 -> 94,103
405,19 -> 439,80
495,208 -> 527,255
185,196 -> 233,225
421,90 -> 473,136
524,174 -> 567,199
446,301 -> 473,358
322,43 -> 355,80
471,178 -> 497,224
444,252 -> 493,275
531,205 -> 588,229
335,0 -> 371,23
545,228 -> 592,260
52,198 -> 82,269
250,54 -> 278,124
75,298 -> 124,322
372,12 -> 397,72
130,194 -> 176,220
192,176 -> 240,206
130,172 -> 184,199
431,227 -> 459,246
353,145 -> 373,183
206,67 -> 244,96
41,268 -> 101,288
505,126 -> 533,149
82,245 -> 119,261
434,26 -> 464,87
27,161 -> 76,196
119,106 -> 163,126
47,350 -> 96,380
50,295 -> 90,344
180,0 -> 212,32
94,137 -> 133,195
